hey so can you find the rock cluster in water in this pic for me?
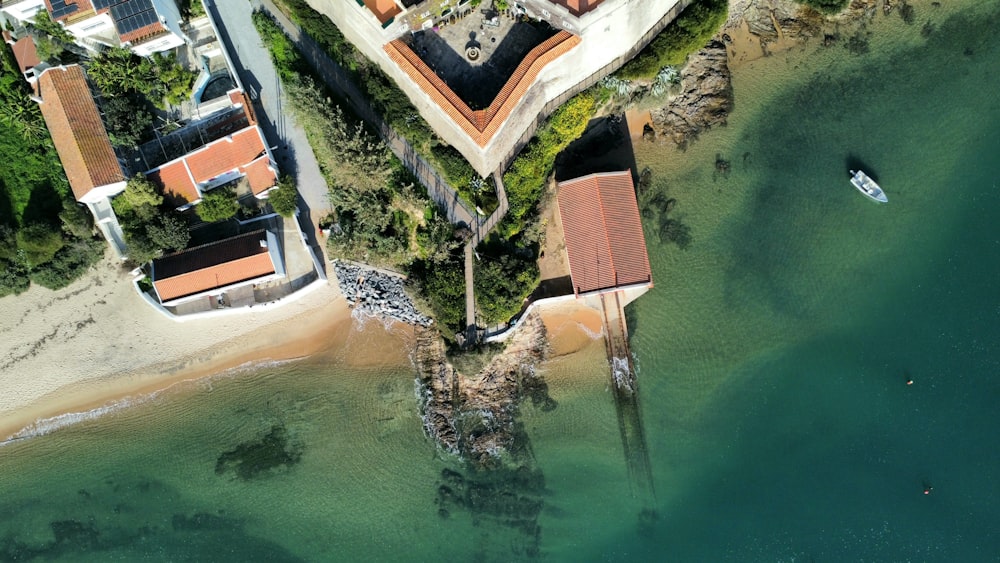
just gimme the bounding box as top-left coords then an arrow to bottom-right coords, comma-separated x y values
334,261 -> 432,327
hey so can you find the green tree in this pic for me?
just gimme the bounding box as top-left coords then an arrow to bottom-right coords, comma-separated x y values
196,188 -> 238,223
87,47 -> 157,96
58,199 -> 94,240
113,174 -> 163,219
29,10 -> 74,44
146,213 -> 190,252
152,52 -> 197,107
0,257 -> 30,297
29,237 -> 104,290
268,176 -> 298,217
103,95 -> 153,148
16,222 -> 64,266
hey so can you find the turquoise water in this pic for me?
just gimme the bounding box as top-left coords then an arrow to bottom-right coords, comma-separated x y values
2,2 -> 999,560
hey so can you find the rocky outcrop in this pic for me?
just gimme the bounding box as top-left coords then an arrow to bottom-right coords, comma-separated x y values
416,315 -> 552,557
727,0 -> 825,40
333,261 -> 432,327
414,313 -> 551,467
648,40 -> 733,148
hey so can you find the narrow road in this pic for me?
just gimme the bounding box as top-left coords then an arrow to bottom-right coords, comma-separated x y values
257,0 -> 476,229
205,0 -> 330,261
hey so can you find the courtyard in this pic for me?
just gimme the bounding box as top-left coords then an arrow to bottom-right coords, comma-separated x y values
401,8 -> 557,109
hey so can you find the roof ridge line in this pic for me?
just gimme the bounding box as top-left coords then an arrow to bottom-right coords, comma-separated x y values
594,178 -> 617,287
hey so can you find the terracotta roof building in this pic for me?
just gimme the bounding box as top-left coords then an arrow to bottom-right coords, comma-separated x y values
384,31 -> 580,148
36,65 -> 127,203
557,171 -> 652,296
3,31 -> 43,82
146,126 -> 278,208
151,229 -> 285,305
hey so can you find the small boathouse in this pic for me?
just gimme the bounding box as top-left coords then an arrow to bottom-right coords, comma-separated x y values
556,169 -> 655,501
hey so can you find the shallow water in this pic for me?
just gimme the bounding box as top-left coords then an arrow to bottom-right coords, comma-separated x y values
2,1 -> 999,560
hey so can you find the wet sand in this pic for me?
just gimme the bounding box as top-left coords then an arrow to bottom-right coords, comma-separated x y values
0,254 -> 353,441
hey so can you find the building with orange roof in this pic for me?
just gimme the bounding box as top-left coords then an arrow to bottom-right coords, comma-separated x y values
145,125 -> 278,209
2,30 -> 45,83
556,170 -> 652,301
151,229 -> 286,306
34,64 -> 129,257
35,64 -> 127,203
1,0 -> 186,56
309,0 -> 688,176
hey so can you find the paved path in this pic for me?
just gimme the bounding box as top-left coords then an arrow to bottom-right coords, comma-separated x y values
205,0 -> 329,265
257,0 -> 476,229
464,241 -> 476,342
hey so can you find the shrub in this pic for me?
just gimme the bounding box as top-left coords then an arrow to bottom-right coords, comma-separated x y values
0,257 -> 29,297
474,251 -> 538,325
103,95 -> 153,148
196,188 -> 238,223
410,254 -> 465,332
268,177 -> 299,217
16,222 -> 64,267
30,238 -> 104,290
618,0 -> 728,79
502,91 -> 595,236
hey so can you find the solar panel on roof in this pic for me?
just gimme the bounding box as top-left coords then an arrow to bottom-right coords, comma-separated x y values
48,0 -> 82,19
110,0 -> 158,35
92,0 -> 115,10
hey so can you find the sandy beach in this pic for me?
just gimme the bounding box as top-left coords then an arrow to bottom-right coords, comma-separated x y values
0,254 -> 354,441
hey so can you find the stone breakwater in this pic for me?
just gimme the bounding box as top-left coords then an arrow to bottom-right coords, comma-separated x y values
333,261 -> 432,327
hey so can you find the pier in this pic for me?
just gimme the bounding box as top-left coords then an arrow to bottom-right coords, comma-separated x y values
599,290 -> 656,504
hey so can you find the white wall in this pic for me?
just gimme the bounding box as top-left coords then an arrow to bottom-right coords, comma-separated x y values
131,32 -> 185,56
0,0 -> 45,24
65,13 -> 115,40
306,0 -> 684,176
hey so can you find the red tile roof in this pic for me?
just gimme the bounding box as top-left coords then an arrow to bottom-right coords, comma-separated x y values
152,230 -> 277,302
228,89 -> 257,125
36,65 -> 125,201
363,0 -> 400,25
384,30 -> 580,147
185,127 -> 267,184
119,21 -> 165,44
241,157 -> 277,196
44,0 -> 93,21
549,0 -> 606,16
147,160 -> 198,206
147,126 -> 274,206
10,36 -> 41,74
557,171 -> 652,295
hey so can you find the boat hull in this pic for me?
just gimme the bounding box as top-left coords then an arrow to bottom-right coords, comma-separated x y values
849,170 -> 888,203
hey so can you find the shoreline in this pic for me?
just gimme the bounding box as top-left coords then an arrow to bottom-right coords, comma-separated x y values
0,254 -> 355,442
0,274 -> 604,448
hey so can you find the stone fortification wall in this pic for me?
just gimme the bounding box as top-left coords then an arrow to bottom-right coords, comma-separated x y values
305,0 -> 684,176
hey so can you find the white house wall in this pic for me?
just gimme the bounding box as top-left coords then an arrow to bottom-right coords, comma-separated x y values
131,32 -> 185,56
0,0 -> 45,24
65,13 -> 115,41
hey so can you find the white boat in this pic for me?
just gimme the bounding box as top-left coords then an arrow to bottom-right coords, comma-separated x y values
849,170 -> 888,203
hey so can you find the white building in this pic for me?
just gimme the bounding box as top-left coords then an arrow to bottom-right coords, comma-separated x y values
0,0 -> 186,55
